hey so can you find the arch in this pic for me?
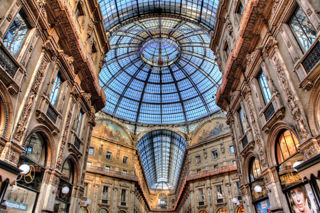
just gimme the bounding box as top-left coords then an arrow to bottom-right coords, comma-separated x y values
216,208 -> 228,213
136,127 -> 187,144
307,79 -> 320,136
93,118 -> 132,145
98,208 -> 109,213
242,151 -> 260,184
24,125 -> 56,168
266,122 -> 297,168
61,153 -> 80,185
0,81 -> 14,139
191,116 -> 229,145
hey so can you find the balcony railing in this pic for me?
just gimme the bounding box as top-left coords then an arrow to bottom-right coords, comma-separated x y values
241,135 -> 248,148
302,41 -> 320,73
101,199 -> 108,204
120,201 -> 126,206
263,102 -> 275,121
198,201 -> 205,206
74,136 -> 81,150
0,43 -> 19,78
46,104 -> 58,123
86,166 -> 138,181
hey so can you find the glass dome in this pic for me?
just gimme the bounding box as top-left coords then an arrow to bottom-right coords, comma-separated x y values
99,17 -> 221,125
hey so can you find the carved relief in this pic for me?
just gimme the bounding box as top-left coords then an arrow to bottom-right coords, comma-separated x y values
56,112 -> 72,170
242,83 -> 267,167
273,56 -> 310,140
14,57 -> 49,143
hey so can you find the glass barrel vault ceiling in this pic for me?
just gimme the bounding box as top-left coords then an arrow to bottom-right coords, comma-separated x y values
137,130 -> 187,191
99,17 -> 222,125
98,0 -> 220,34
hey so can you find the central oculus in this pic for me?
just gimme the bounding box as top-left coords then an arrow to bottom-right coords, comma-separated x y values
140,38 -> 180,67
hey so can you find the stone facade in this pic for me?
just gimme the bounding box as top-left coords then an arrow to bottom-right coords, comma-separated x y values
84,112 -> 242,213
0,0 -> 108,212
213,0 -> 320,212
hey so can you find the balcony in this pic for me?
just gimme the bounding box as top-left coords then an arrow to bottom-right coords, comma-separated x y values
260,93 -> 285,133
120,201 -> 126,206
36,95 -> 61,135
295,37 -> 320,90
0,41 -> 25,94
86,166 -> 139,182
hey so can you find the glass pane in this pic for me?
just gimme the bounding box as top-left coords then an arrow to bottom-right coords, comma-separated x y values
49,73 -> 62,106
24,132 -> 45,165
289,6 -> 316,53
3,11 -> 30,56
258,71 -> 271,104
279,134 -> 290,160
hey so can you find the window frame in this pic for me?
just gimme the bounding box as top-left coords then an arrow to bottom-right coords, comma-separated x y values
88,147 -> 94,155
106,151 -> 112,160
49,71 -> 64,107
212,150 -> 219,159
288,5 -> 317,53
3,9 -> 31,57
257,70 -> 272,105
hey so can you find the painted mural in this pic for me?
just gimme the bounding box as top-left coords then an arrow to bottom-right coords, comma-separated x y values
93,120 -> 130,144
192,119 -> 229,144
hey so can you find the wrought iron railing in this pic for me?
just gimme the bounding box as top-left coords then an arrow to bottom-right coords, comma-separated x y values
302,41 -> 320,73
0,44 -> 19,78
264,102 -> 275,121
46,104 -> 58,123
74,136 -> 81,150
242,135 -> 248,148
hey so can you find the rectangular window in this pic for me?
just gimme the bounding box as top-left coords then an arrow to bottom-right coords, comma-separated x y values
236,182 -> 241,195
76,110 -> 83,135
105,166 -> 110,171
198,188 -> 204,202
224,43 -> 230,57
122,170 -> 127,175
84,183 -> 88,197
230,145 -> 235,153
102,186 -> 108,203
233,160 -> 237,165
216,185 -> 223,197
88,147 -> 94,155
121,189 -> 126,202
289,6 -> 316,53
75,3 -> 84,17
214,164 -> 218,169
238,107 -> 246,134
49,72 -> 62,106
123,156 -> 128,164
258,71 -> 272,104
87,162 -> 92,167
212,150 -> 219,159
195,155 -> 201,164
3,10 -> 30,56
106,152 -> 112,160
237,1 -> 244,15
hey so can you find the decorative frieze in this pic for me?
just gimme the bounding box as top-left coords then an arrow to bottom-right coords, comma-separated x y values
13,55 -> 49,144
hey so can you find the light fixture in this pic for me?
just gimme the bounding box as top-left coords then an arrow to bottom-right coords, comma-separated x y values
293,161 -> 302,171
85,199 -> 91,206
254,185 -> 262,193
62,186 -> 70,194
19,164 -> 30,174
232,197 -> 239,205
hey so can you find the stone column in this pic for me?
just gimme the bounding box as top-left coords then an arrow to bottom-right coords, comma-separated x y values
240,184 -> 255,213
262,167 -> 290,213
35,169 -> 61,212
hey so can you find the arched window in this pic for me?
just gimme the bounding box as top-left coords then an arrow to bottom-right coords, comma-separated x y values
99,209 -> 109,213
24,132 -> 46,166
62,159 -> 74,184
276,130 -> 299,164
54,159 -> 75,212
249,157 -> 261,182
217,208 -> 228,213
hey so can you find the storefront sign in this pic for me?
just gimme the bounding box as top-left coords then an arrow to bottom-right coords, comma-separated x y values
5,200 -> 27,210
280,172 -> 302,189
255,199 -> 270,213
